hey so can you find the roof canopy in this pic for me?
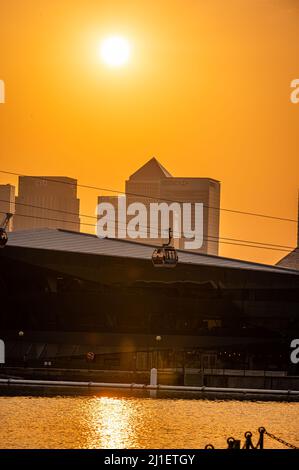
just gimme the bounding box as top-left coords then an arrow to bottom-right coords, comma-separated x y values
5,228 -> 299,275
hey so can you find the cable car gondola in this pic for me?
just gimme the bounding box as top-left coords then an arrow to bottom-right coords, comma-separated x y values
152,228 -> 178,268
0,228 -> 8,248
0,213 -> 13,248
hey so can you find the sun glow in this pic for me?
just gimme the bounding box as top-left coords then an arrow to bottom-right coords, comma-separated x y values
100,36 -> 131,67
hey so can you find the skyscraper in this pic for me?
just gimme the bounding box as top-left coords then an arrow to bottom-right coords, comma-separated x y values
0,184 -> 15,231
14,176 -> 80,232
98,157 -> 221,255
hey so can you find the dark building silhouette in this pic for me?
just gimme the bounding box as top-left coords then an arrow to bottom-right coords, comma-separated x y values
0,228 -> 298,372
14,176 -> 80,232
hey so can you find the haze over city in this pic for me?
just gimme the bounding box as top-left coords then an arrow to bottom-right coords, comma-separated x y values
0,1 -> 299,264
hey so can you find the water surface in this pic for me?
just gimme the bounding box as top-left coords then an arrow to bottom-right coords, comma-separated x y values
0,392 -> 298,449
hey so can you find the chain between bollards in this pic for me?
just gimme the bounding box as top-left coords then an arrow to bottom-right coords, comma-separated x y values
205,427 -> 298,450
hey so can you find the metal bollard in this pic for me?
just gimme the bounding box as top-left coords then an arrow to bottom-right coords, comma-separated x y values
150,368 -> 158,386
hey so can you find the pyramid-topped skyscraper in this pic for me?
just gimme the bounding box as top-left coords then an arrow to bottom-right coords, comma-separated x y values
129,157 -> 172,180
98,157 -> 221,255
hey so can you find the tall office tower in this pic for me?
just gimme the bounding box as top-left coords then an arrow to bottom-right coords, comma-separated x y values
0,184 -> 15,231
159,176 -> 220,255
14,176 -> 80,232
98,157 -> 221,255
125,158 -> 172,246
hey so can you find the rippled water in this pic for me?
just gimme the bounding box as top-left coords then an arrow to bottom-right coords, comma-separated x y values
0,391 -> 298,449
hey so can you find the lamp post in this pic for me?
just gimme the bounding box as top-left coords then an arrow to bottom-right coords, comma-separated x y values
18,330 -> 24,367
155,335 -> 162,369
182,349 -> 186,385
149,336 -> 162,389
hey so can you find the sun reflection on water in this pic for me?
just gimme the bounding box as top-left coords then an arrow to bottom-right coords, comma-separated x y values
92,396 -> 137,448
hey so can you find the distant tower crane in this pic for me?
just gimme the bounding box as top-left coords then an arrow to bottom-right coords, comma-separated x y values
0,213 -> 13,248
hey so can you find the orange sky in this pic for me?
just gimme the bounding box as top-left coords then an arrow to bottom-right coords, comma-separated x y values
0,0 -> 298,264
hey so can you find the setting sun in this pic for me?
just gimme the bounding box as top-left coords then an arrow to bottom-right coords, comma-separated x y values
100,36 -> 131,67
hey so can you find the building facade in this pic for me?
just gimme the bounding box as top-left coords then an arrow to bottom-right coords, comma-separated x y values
0,184 -> 15,231
13,176 -> 80,232
0,228 -> 298,373
98,157 -> 221,255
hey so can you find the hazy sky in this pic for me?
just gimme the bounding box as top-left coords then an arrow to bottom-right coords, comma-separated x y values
0,0 -> 298,264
